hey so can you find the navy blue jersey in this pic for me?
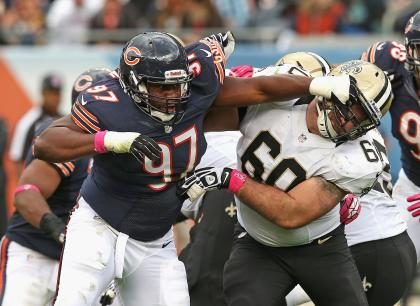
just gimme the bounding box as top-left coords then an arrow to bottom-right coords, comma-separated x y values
71,40 -> 226,241
362,41 -> 420,187
7,118 -> 90,260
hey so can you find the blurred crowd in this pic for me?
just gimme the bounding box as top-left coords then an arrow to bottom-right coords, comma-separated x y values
0,0 -> 419,45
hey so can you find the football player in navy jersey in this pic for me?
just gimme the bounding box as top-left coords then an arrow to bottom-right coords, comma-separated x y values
0,68 -> 111,306
33,31 -> 359,306
361,10 -> 420,263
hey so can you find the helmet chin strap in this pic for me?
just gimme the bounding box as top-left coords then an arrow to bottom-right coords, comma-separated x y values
316,101 -> 338,139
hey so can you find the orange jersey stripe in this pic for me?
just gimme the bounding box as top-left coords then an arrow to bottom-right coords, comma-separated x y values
54,163 -> 70,176
65,162 -> 75,172
54,163 -> 70,177
71,115 -> 91,133
0,236 -> 10,299
76,103 -> 98,123
72,107 -> 100,132
369,42 -> 379,64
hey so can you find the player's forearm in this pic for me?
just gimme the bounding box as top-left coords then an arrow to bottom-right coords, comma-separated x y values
236,177 -> 343,229
236,179 -> 304,229
34,126 -> 95,162
14,191 -> 52,229
257,75 -> 313,103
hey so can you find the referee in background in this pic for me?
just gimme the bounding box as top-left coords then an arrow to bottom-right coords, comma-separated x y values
9,73 -> 63,176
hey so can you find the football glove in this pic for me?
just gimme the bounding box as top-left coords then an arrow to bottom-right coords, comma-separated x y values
339,194 -> 361,225
102,131 -> 161,164
407,194 -> 420,220
40,212 -> 66,244
202,31 -> 235,59
309,74 -> 358,104
177,167 -> 233,201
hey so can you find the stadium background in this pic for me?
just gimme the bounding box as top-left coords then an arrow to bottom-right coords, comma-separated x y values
0,0 -> 419,305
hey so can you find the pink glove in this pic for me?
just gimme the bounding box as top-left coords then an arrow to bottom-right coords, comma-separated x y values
407,194 -> 420,219
340,194 -> 361,225
229,65 -> 254,78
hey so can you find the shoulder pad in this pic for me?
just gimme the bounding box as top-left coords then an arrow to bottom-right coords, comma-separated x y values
361,41 -> 405,72
324,136 -> 386,196
186,41 -> 226,84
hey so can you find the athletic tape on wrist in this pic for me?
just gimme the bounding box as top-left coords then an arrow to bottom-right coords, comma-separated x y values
94,130 -> 108,153
14,184 -> 41,196
228,169 -> 248,193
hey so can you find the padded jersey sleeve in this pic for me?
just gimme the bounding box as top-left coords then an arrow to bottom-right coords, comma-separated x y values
71,93 -> 107,134
25,118 -> 77,179
317,133 -> 386,196
360,41 -> 406,87
186,40 -> 226,106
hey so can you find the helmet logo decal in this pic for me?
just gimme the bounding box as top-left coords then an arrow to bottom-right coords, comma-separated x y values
74,75 -> 93,92
339,61 -> 362,74
405,17 -> 414,34
124,47 -> 142,66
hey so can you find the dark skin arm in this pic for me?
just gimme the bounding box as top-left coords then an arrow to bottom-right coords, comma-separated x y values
213,75 -> 313,107
204,106 -> 239,132
236,176 -> 346,229
14,159 -> 61,228
33,115 -> 95,162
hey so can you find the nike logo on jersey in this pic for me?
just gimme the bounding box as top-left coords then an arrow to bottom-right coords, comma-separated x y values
317,236 -> 332,245
80,95 -> 87,105
376,42 -> 385,50
162,240 -> 172,248
200,49 -> 212,57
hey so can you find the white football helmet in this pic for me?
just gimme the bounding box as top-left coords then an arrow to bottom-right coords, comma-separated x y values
276,51 -> 331,77
316,60 -> 393,143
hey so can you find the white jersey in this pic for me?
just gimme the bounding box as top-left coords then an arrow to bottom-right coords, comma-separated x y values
236,65 -> 386,247
181,131 -> 241,219
344,132 -> 407,246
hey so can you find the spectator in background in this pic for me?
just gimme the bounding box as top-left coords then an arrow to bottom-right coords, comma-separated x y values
294,0 -> 345,35
89,0 -> 138,44
9,73 -> 63,176
0,0 -> 46,45
46,0 -> 104,44
212,0 -> 253,27
381,0 -> 420,33
155,0 -> 224,30
0,119 -> 7,237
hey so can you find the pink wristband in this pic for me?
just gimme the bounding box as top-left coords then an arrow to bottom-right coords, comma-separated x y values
228,169 -> 248,193
94,130 -> 108,154
14,184 -> 41,197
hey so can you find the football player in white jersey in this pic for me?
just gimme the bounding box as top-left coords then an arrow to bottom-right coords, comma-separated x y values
276,53 -> 416,306
177,60 -> 393,306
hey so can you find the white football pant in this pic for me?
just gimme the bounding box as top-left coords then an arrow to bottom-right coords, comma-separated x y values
53,197 -> 189,306
0,238 -> 58,306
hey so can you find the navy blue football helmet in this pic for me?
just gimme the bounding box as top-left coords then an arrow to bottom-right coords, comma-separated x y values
71,67 -> 112,104
405,10 -> 420,79
119,32 -> 193,126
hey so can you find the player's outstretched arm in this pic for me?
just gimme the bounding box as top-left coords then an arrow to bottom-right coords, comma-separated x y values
34,115 -> 96,162
14,159 -> 65,244
213,73 -> 355,107
177,167 -> 345,229
34,115 -> 162,164
236,176 -> 345,228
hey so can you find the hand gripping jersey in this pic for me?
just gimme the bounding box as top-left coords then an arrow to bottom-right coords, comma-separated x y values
6,118 -> 90,260
236,65 -> 386,247
181,131 -> 241,220
362,41 -> 420,187
71,41 -> 226,241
